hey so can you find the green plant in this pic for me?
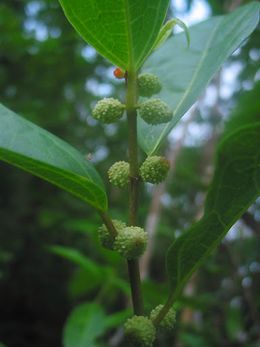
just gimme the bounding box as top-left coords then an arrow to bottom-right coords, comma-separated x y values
0,1 -> 259,346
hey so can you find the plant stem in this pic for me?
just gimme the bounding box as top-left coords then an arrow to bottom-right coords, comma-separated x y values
153,293 -> 174,327
125,69 -> 144,315
99,211 -> 117,238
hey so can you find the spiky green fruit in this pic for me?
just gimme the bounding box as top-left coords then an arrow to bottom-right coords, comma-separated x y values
140,156 -> 170,184
139,98 -> 172,125
114,226 -> 147,259
124,316 -> 156,347
98,219 -> 126,250
92,98 -> 125,123
108,161 -> 130,188
138,73 -> 162,97
150,305 -> 176,331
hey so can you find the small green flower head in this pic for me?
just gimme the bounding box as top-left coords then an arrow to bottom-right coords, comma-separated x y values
150,305 -> 176,331
138,73 -> 162,97
108,161 -> 130,188
139,98 -> 173,125
98,219 -> 126,250
124,316 -> 156,347
114,226 -> 148,259
140,156 -> 170,184
92,97 -> 125,123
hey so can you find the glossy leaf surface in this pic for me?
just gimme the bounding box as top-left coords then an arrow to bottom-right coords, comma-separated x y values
0,104 -> 107,211
167,123 -> 260,300
59,0 -> 170,70
138,2 -> 260,154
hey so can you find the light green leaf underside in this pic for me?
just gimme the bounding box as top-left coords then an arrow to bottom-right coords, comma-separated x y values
0,104 -> 107,211
138,2 -> 260,154
166,123 -> 260,300
58,0 -> 170,70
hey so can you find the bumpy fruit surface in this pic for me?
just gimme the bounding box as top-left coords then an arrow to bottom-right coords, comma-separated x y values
98,219 -> 126,250
108,161 -> 130,188
140,156 -> 170,184
138,73 -> 162,97
150,304 -> 176,331
114,226 -> 147,259
92,98 -> 125,123
139,98 -> 172,125
124,316 -> 156,347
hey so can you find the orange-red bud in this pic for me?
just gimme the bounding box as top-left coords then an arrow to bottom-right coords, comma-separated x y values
113,67 -> 125,79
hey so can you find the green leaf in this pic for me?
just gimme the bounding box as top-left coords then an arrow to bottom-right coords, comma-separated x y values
224,81 -> 260,135
138,2 -> 260,154
0,104 -> 107,211
58,0 -> 170,70
225,306 -> 243,341
166,123 -> 260,301
153,18 -> 190,51
63,303 -> 107,347
104,309 -> 131,329
48,246 -> 104,278
68,268 -> 102,298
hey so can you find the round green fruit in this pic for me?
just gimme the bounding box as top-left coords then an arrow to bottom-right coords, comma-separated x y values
108,161 -> 130,188
124,316 -> 156,347
138,73 -> 162,97
140,156 -> 170,184
114,226 -> 148,259
139,98 -> 172,125
92,97 -> 125,123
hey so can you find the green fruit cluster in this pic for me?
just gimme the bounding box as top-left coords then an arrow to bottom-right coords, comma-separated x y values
91,73 -> 172,126
124,316 -> 156,347
140,156 -> 170,184
137,72 -> 173,125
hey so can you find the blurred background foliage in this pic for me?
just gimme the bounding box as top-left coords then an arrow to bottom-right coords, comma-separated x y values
0,0 -> 259,346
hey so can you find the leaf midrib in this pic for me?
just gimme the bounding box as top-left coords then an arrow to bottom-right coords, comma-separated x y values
0,148 -> 106,210
149,18 -> 221,155
168,124 -> 260,298
123,0 -> 133,69
2,107 -> 102,184
135,0 -> 168,69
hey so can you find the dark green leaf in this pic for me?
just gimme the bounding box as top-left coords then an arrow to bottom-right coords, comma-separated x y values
225,306 -> 243,341
48,246 -> 103,277
68,268 -> 102,298
58,0 -> 170,70
167,123 -> 260,300
104,309 -> 131,329
224,81 -> 260,135
138,2 -> 260,154
0,104 -> 107,211
63,303 -> 107,347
